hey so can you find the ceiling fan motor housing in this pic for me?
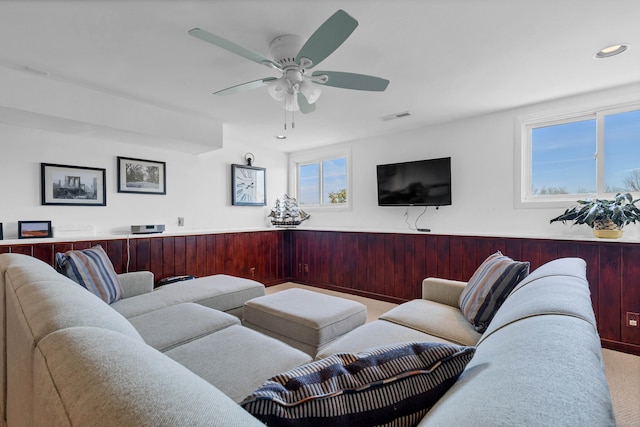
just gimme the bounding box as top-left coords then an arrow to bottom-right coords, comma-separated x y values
269,34 -> 305,68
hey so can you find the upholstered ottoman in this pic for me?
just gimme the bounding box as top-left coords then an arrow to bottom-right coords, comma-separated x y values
243,288 -> 367,357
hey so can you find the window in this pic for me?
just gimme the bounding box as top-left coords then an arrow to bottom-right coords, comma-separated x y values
290,149 -> 350,208
517,104 -> 640,207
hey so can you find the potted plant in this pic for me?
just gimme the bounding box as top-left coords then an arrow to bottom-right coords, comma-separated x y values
550,193 -> 640,238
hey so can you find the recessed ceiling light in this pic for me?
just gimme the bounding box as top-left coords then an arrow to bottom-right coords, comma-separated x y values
275,135 -> 287,140
594,44 -> 630,59
379,111 -> 412,121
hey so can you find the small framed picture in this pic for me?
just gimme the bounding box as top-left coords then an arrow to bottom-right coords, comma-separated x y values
117,156 -> 166,195
232,164 -> 266,206
18,221 -> 52,239
41,163 -> 106,206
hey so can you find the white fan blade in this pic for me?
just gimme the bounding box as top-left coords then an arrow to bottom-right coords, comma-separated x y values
214,77 -> 277,96
189,28 -> 282,70
312,71 -> 389,91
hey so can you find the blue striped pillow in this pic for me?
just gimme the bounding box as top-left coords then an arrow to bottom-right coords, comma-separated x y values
55,245 -> 123,304
459,251 -> 529,333
241,342 -> 475,426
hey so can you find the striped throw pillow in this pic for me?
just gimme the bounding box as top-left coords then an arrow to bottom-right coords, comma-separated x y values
55,245 -> 123,304
241,342 -> 475,426
459,251 -> 529,333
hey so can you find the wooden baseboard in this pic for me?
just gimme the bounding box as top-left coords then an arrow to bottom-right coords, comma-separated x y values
602,339 -> 640,356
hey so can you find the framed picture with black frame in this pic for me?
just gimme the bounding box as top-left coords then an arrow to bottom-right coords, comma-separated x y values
117,156 -> 166,195
231,164 -> 266,206
18,221 -> 52,239
0,223 -> 3,240
41,163 -> 106,206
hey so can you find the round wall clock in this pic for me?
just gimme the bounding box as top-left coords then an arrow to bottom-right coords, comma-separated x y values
232,164 -> 266,206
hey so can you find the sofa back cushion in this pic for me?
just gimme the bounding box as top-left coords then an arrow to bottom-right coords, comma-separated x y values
35,327 -> 264,427
4,259 -> 143,426
420,314 -> 614,426
459,251 -> 529,333
242,342 -> 475,426
477,257 -> 596,343
55,245 -> 123,304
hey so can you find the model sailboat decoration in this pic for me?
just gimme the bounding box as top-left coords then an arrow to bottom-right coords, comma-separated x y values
269,194 -> 310,227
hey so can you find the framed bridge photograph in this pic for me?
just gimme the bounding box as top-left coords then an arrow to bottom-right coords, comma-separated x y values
41,163 -> 106,206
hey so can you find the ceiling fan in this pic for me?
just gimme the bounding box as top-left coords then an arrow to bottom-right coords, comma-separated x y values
188,9 -> 389,115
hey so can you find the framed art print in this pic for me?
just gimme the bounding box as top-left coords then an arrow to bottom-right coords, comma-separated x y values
18,221 -> 52,239
41,163 -> 106,206
232,164 -> 266,206
117,156 -> 166,195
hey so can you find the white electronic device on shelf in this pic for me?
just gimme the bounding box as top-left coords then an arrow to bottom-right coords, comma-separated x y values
131,225 -> 165,234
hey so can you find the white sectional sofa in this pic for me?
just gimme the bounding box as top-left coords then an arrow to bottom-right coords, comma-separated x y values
0,253 -> 310,426
318,257 -> 616,426
0,252 -> 616,426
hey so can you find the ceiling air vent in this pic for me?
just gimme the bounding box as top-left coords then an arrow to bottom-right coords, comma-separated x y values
380,111 -> 411,121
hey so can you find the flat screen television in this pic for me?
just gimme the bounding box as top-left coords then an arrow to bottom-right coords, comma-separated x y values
376,157 -> 452,206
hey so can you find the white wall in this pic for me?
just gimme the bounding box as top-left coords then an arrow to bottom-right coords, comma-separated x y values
0,124 -> 287,240
2,83 -> 638,242
297,83 -> 640,241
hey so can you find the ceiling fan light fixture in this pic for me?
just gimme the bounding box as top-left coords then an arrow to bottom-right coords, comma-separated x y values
300,79 -> 322,104
594,44 -> 630,58
267,77 -> 287,101
284,92 -> 300,112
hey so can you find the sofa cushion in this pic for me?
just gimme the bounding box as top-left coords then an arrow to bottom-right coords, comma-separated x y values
458,251 -> 529,333
241,342 -> 475,427
111,274 -> 265,318
419,315 -> 615,426
478,258 -> 596,344
35,327 -> 265,427
55,245 -> 123,304
380,299 -> 481,346
165,324 -> 312,403
6,265 -> 143,344
128,302 -> 240,352
316,320 -> 452,360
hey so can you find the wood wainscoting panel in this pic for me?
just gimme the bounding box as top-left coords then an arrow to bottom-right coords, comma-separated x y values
1,229 -> 638,355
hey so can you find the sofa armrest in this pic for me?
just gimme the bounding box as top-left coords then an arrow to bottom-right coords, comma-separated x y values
117,271 -> 154,298
421,277 -> 467,308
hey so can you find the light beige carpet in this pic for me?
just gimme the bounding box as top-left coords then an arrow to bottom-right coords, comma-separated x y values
602,348 -> 640,426
268,282 -> 640,426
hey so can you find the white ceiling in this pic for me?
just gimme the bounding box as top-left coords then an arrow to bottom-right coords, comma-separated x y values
1,0 -> 639,152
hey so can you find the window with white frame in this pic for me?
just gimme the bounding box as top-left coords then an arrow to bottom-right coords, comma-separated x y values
516,104 -> 640,207
290,149 -> 350,208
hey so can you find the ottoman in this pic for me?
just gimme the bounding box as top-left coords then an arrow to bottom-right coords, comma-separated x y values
243,288 -> 367,357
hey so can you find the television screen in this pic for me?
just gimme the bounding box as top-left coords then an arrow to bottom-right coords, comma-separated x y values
376,157 -> 452,206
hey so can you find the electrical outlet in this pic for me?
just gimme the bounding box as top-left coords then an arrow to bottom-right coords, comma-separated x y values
298,263 -> 303,273
178,217 -> 184,226
249,267 -> 255,278
304,264 -> 309,274
627,312 -> 639,327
